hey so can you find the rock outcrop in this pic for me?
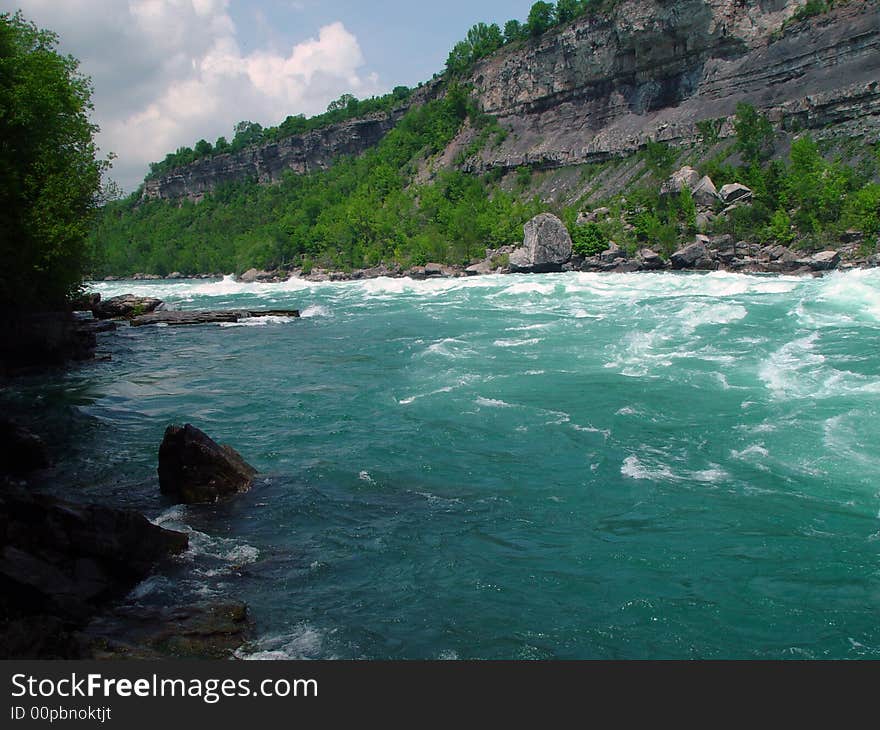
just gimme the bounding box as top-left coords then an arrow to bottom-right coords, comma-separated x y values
143,111 -> 407,203
466,0 -> 880,173
91,294 -> 163,320
158,424 -> 257,504
509,213 -> 573,272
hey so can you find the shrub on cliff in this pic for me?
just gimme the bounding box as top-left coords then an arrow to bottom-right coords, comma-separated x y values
0,11 -> 106,311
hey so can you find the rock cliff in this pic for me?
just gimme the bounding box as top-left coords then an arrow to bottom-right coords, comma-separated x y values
142,110 -> 406,202
142,0 -> 880,201
466,0 -> 880,172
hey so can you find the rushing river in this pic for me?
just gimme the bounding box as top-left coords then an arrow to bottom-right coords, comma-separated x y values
13,269 -> 880,658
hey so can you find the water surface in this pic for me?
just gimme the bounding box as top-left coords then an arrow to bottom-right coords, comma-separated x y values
16,270 -> 880,658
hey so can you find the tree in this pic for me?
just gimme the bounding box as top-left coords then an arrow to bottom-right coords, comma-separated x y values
503,19 -> 525,43
194,139 -> 213,157
231,120 -> 264,150
0,11 -> 106,310
733,102 -> 774,165
466,22 -> 503,59
327,93 -> 357,113
556,0 -> 584,23
527,2 -> 557,36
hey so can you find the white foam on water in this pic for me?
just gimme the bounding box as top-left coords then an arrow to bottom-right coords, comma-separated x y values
235,624 -> 328,660
398,374 -> 477,405
438,649 -> 459,660
300,304 -> 331,318
219,315 -> 297,328
475,396 -> 513,408
730,444 -> 770,465
358,470 -> 375,484
690,467 -> 729,483
620,454 -> 676,481
493,337 -> 542,348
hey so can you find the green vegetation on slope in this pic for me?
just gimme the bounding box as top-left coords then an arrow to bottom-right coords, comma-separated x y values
0,11 -> 106,309
568,104 -> 880,257
90,87 -> 544,276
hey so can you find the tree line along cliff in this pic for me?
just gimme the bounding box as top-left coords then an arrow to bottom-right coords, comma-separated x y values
89,0 -> 880,278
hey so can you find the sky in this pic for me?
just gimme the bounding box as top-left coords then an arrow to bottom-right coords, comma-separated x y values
3,0 -> 536,192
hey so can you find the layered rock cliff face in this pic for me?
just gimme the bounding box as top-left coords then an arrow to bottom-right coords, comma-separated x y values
143,0 -> 880,202
142,109 -> 406,202
467,0 -> 880,171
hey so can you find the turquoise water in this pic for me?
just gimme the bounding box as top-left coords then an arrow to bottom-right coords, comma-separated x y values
21,270 -> 880,658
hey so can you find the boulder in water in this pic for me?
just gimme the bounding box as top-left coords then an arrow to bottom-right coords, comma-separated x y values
158,424 -> 257,504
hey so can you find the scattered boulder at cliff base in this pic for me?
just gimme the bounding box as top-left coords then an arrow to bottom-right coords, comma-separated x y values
158,424 -> 257,504
91,294 -> 162,320
509,213 -> 573,273
719,183 -> 753,205
660,166 -> 701,197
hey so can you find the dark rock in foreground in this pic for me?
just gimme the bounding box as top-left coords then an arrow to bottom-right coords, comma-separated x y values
92,294 -> 163,320
158,424 -> 257,504
0,420 -> 49,476
0,312 -> 104,374
0,486 -> 188,657
131,309 -> 299,327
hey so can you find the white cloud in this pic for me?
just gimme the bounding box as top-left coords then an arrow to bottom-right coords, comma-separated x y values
8,0 -> 385,190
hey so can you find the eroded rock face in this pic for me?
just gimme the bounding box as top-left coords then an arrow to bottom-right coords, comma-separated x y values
143,112 -> 407,203
158,424 -> 257,504
468,1 -> 880,174
509,213 -> 573,272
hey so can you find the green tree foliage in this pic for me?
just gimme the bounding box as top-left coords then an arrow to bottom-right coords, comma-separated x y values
445,22 -> 503,77
527,2 -> 558,36
643,140 -> 676,179
503,19 -> 525,43
90,89 -> 544,276
733,102 -> 774,165
0,11 -> 106,309
570,222 -> 608,256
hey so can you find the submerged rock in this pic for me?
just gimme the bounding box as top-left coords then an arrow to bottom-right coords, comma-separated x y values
85,600 -> 252,659
91,294 -> 162,320
509,213 -> 573,273
158,424 -> 257,504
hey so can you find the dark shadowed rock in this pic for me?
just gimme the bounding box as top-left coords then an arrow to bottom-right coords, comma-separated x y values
0,487 -> 188,629
509,213 -> 573,273
0,420 -> 49,476
91,294 -> 162,320
70,292 -> 101,311
158,424 -> 257,504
